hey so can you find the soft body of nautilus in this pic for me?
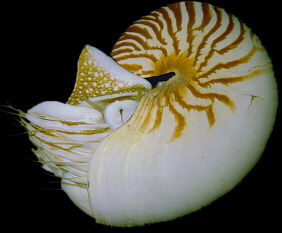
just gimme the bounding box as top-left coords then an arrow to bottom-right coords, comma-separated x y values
21,1 -> 277,227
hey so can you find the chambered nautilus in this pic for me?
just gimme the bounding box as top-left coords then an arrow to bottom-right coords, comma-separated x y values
19,1 -> 277,227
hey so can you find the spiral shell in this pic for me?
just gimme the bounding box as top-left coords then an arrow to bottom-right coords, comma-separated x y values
22,1 -> 277,227
111,1 -> 274,141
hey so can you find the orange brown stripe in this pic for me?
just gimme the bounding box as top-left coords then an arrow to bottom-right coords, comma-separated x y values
119,63 -> 143,72
206,105 -> 215,126
149,97 -> 164,132
126,25 -> 153,40
112,41 -> 142,52
194,2 -> 212,31
187,83 -> 234,110
212,14 -> 234,46
111,48 -> 134,57
217,20 -> 245,55
168,2 -> 183,32
196,14 -> 235,72
138,69 -> 155,76
167,95 -> 186,141
186,1 -> 196,56
198,46 -> 257,79
194,6 -> 223,67
135,20 -> 167,45
138,96 -> 155,132
150,12 -> 165,31
130,96 -> 151,129
156,7 -> 180,55
33,135 -> 76,154
121,33 -> 149,50
115,53 -> 158,63
198,69 -> 267,87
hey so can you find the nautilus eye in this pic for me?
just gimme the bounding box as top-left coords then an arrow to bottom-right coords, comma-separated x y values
20,1 -> 277,227
104,100 -> 139,129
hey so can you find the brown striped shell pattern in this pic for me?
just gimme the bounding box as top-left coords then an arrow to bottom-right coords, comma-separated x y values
21,1 -> 277,227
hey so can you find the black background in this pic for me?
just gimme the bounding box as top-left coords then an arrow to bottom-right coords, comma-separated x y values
1,0 -> 281,232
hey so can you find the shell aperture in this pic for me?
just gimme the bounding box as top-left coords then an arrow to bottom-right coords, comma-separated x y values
20,1 -> 277,227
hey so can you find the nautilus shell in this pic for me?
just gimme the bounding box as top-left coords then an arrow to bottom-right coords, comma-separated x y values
21,1 -> 277,227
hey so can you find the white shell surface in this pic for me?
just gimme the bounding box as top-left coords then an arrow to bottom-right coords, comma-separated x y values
88,79 -> 276,226
86,1 -> 278,227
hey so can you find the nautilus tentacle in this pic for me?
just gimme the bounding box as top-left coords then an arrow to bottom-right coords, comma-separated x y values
23,46 -> 152,217
22,1 -> 277,227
